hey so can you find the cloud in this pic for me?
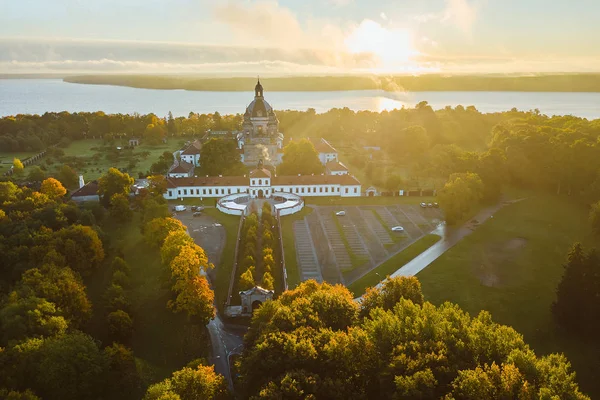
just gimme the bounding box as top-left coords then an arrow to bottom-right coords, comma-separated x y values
380,12 -> 388,21
212,0 -> 344,50
442,0 -> 478,33
413,13 -> 438,23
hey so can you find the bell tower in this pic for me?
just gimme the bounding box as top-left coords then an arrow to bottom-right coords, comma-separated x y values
254,77 -> 263,98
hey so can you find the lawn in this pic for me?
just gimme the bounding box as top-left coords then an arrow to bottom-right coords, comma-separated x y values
85,214 -> 209,389
305,196 -> 437,206
201,208 -> 241,310
348,233 -> 441,297
280,207 -> 314,289
417,193 -> 600,397
13,138 -> 184,183
0,151 -> 37,174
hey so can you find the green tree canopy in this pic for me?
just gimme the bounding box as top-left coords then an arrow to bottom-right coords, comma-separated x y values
278,139 -> 324,176
143,364 -> 229,400
199,138 -> 245,176
98,168 -> 134,207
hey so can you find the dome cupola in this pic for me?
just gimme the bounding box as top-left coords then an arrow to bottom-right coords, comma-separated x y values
255,77 -> 264,98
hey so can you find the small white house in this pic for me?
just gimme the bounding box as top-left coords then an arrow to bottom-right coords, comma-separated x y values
325,160 -> 349,176
180,140 -> 202,166
167,160 -> 195,178
240,286 -> 274,315
310,138 -> 338,165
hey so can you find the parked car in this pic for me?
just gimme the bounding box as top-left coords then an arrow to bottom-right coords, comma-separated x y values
427,203 -> 433,208
433,202 -> 439,208
191,206 -> 198,211
335,211 -> 346,216
193,211 -> 202,217
173,205 -> 186,212
391,226 -> 405,232
420,202 -> 427,208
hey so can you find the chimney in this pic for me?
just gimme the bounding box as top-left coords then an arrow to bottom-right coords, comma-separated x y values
78,175 -> 85,189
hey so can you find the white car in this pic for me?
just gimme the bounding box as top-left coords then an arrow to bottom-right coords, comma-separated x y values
335,211 -> 346,216
420,202 -> 427,208
391,226 -> 404,232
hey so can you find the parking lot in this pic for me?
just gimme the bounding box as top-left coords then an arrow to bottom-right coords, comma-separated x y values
174,209 -> 226,282
292,204 -> 443,285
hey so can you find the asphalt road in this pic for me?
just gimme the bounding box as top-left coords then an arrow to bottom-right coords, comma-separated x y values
207,314 -> 246,390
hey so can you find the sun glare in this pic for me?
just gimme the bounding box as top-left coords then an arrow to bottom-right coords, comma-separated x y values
344,20 -> 420,72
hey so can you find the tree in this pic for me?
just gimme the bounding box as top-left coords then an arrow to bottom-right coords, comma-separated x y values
438,172 -> 484,224
0,389 -> 41,400
167,111 -> 177,135
144,123 -> 166,145
144,217 -> 186,248
590,201 -> 600,235
107,310 -> 133,344
103,343 -> 142,400
239,267 -> 255,291
19,264 -> 92,326
168,276 -> 215,325
112,257 -> 131,276
199,138 -> 244,176
262,271 -> 274,290
161,230 -> 195,266
13,158 -> 24,176
553,243 -> 600,336
58,164 -> 79,188
238,280 -> 589,399
278,139 -> 324,176
109,193 -> 133,222
148,175 -> 168,197
26,166 -> 46,182
52,225 -> 105,275
384,174 -> 404,193
98,168 -> 134,207
169,244 -> 210,283
0,296 -> 68,345
359,276 -> 424,318
40,178 -> 66,200
143,364 -> 229,400
0,181 -> 20,204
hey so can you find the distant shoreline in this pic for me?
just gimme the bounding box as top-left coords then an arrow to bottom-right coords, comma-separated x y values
59,74 -> 600,93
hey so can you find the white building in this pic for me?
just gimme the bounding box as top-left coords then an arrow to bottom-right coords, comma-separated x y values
167,160 -> 195,178
180,140 -> 202,166
164,168 -> 361,200
325,160 -> 349,175
309,138 -> 338,165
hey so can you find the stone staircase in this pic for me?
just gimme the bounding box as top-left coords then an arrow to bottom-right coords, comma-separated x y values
316,209 -> 353,272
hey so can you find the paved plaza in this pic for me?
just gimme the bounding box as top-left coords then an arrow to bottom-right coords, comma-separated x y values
291,204 -> 444,285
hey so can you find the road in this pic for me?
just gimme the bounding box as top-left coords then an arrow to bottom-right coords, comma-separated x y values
206,312 -> 246,390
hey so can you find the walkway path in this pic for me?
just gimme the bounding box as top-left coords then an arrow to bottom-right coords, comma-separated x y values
369,199 -> 523,292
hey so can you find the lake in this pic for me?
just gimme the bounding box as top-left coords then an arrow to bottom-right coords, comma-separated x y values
1,79 -> 599,119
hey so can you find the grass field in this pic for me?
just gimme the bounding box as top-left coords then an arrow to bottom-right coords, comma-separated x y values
348,233 -> 441,297
201,208 -> 241,310
281,207 -> 314,289
0,151 -> 37,174
305,196 -> 437,206
417,193 -> 600,397
85,214 -> 209,390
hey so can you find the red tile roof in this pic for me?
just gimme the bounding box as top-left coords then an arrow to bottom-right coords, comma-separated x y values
310,138 -> 337,154
71,181 -> 99,197
166,176 -> 248,188
325,160 -> 348,171
169,161 -> 194,174
272,174 -> 359,186
250,168 -> 272,178
181,140 -> 202,155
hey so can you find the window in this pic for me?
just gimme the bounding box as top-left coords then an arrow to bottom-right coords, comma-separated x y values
301,188 -> 305,193
203,189 -> 206,195
209,189 -> 212,195
178,190 -> 181,195
251,180 -> 255,186
354,188 -> 357,193
345,188 -> 348,194
196,189 -> 200,195
228,189 -> 231,194
168,190 -> 172,196
258,179 -> 262,185
183,189 -> 187,195
324,187 -> 327,193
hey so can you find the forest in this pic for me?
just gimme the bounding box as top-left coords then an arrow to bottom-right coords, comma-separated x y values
62,73 -> 600,92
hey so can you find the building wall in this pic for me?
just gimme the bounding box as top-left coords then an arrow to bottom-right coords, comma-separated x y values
181,154 -> 200,166
166,185 -> 249,200
71,194 -> 100,203
319,152 -> 338,165
326,169 -> 347,176
167,171 -> 192,178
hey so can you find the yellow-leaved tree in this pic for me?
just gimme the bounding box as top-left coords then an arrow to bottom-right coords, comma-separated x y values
40,177 -> 67,200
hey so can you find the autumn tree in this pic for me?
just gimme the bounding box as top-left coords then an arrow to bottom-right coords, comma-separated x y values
13,158 -> 24,176
98,168 -> 134,207
19,264 -> 92,326
144,217 -> 186,248
278,139 -> 324,176
143,364 -> 229,400
103,343 -> 142,400
40,178 -> 66,200
359,276 -> 424,318
168,276 -> 215,325
52,225 -> 105,275
262,271 -> 274,290
169,244 -> 210,282
239,267 -> 255,291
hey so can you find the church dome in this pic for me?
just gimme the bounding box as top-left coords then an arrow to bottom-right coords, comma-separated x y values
245,78 -> 275,118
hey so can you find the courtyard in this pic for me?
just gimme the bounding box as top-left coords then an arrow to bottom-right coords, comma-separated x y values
289,204 -> 444,286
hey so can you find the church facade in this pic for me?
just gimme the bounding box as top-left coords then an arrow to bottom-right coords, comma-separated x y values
237,79 -> 284,167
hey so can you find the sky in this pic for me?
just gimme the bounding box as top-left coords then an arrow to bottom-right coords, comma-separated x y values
1,0 -> 599,75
